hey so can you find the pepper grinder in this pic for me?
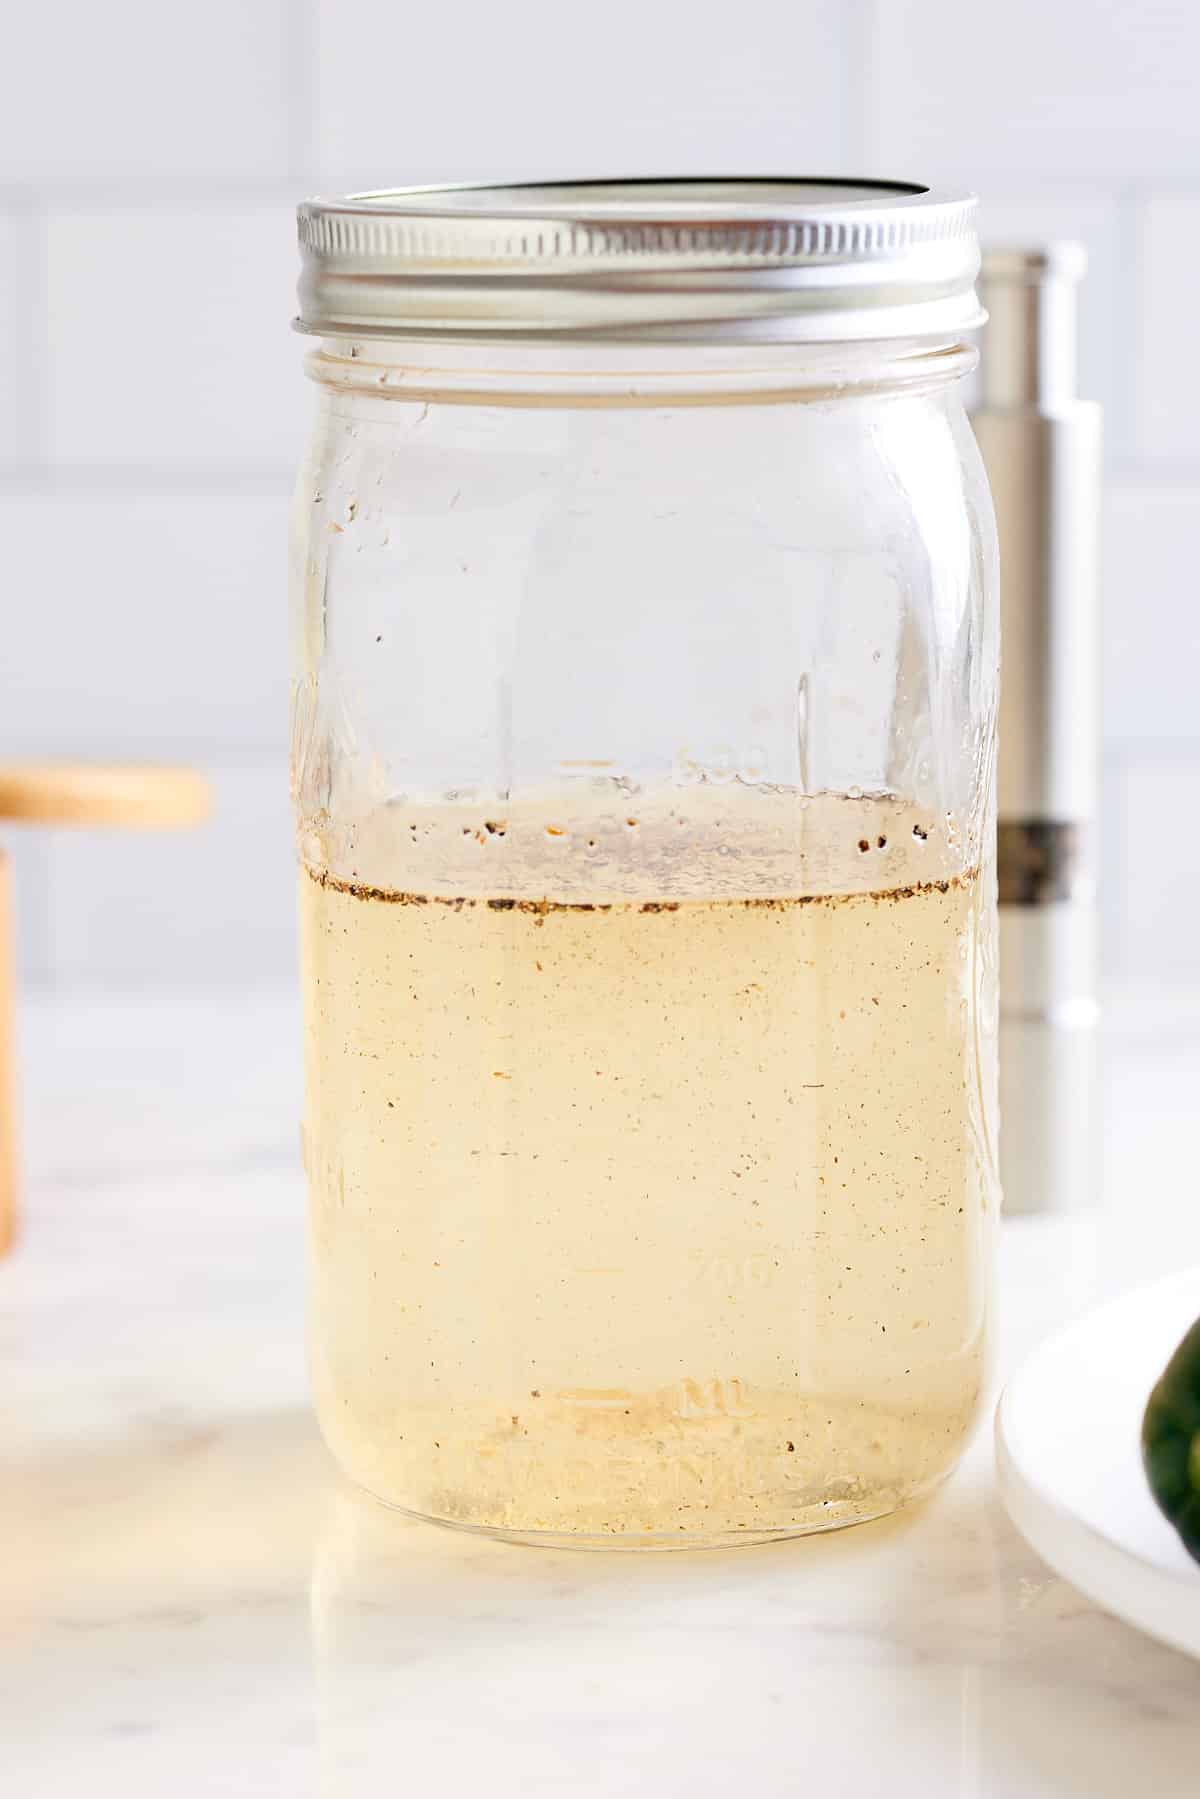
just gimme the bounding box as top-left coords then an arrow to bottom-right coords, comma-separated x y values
971,245 -> 1102,1215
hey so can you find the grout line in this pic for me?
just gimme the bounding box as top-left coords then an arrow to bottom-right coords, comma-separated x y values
284,0 -> 320,190
1100,738 -> 1200,761
968,171 -> 1161,193
0,464 -> 296,497
7,195 -> 48,470
0,179 -> 308,211
1111,183 -> 1143,464
1105,456 -> 1200,487
843,0 -> 879,174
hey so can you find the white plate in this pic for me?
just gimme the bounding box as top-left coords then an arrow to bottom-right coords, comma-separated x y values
996,1267 -> 1200,1659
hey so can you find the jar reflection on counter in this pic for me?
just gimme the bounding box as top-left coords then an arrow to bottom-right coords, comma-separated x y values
290,181 -> 1000,1546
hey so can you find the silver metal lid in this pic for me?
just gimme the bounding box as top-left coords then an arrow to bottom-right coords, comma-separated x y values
295,178 -> 983,344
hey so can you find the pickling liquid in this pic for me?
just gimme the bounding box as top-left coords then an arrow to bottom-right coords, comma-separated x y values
300,791 -> 994,1545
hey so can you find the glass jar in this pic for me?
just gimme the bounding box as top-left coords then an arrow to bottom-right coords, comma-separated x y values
291,181 -> 999,1548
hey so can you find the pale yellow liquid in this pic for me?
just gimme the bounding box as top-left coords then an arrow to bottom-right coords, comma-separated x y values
300,792 -> 994,1544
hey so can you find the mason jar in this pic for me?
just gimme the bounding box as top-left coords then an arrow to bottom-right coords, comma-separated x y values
291,180 -> 999,1548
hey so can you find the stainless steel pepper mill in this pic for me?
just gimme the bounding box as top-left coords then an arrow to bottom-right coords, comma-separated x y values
971,245 -> 1102,1215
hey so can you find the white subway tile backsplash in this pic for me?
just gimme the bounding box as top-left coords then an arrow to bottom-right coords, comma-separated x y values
45,760 -> 295,986
1106,752 -> 1200,976
3,4 -> 293,182
0,492 -> 290,756
45,207 -> 308,472
1,1 -> 1198,987
1103,484 -> 1200,745
314,0 -> 849,187
868,2 -> 1200,180
1135,191 -> 1200,462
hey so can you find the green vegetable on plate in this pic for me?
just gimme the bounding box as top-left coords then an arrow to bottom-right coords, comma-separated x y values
1142,1317 -> 1200,1563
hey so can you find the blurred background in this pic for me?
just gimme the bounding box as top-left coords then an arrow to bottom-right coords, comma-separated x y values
0,0 -> 1193,992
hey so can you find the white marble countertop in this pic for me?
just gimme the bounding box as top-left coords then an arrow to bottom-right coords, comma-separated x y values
5,985 -> 1200,1796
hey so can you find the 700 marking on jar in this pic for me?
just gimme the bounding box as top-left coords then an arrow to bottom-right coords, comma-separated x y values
689,1249 -> 779,1291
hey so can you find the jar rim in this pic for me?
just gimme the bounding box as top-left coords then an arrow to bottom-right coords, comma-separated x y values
295,176 -> 984,346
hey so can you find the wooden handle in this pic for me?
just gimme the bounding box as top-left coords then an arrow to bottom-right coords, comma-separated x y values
0,764 -> 210,829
